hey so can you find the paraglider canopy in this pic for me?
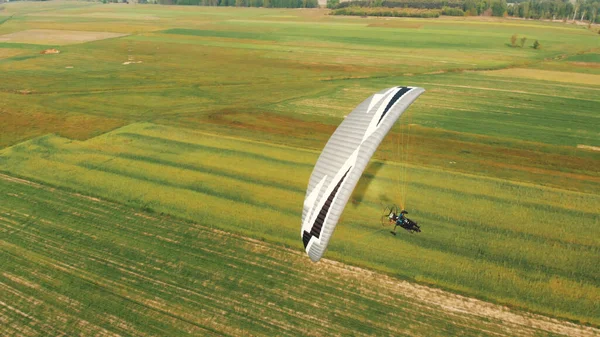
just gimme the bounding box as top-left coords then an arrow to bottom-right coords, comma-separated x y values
301,86 -> 425,262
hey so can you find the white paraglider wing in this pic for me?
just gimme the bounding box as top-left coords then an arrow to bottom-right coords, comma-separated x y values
301,86 -> 425,262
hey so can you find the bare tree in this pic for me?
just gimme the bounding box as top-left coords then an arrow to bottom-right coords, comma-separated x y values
573,0 -> 581,21
590,3 -> 599,25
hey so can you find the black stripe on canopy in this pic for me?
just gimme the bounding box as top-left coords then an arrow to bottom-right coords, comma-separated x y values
303,167 -> 351,248
376,87 -> 411,126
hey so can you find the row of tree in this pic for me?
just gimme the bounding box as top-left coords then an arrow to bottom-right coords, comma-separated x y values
333,0 -> 463,9
328,0 -> 599,22
141,0 -> 318,7
510,33 -> 542,48
100,0 -> 599,22
507,0 -> 599,22
331,6 -> 441,15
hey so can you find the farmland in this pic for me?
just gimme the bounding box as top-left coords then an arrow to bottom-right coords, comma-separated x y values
1,0 -> 599,335
2,173 -> 599,336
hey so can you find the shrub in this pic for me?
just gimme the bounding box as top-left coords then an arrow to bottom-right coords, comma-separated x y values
442,6 -> 465,16
511,33 -> 518,47
331,6 -> 440,17
335,0 -> 463,10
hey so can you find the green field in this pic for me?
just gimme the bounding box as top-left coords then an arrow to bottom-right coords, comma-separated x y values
1,0 -> 599,334
4,173 -> 598,336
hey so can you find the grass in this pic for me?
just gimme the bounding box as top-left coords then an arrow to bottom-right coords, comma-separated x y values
480,67 -> 600,86
1,122 -> 598,325
1,0 -> 599,331
1,173 -> 595,337
1,2 -> 598,147
566,52 -> 600,63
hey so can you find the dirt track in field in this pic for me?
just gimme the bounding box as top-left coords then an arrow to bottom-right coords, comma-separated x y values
318,259 -> 600,337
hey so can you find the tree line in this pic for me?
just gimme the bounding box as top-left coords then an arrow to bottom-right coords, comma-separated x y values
507,0 -> 598,22
328,0 -> 599,23
333,0 -> 463,9
97,0 -> 600,22
139,0 -> 318,7
331,6 -> 442,16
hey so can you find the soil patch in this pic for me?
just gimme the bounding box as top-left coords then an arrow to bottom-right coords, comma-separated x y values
0,29 -> 128,45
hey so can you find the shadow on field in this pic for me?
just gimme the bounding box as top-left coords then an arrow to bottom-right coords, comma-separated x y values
351,161 -> 385,208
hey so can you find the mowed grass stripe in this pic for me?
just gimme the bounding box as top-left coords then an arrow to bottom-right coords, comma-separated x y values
114,132 -> 314,168
11,127 -> 596,217
4,131 -> 308,197
103,138 -> 312,191
162,28 -> 279,42
0,155 -> 297,241
114,152 -> 304,193
67,149 -> 303,215
1,130 -> 309,215
14,124 -> 600,218
12,131 -> 597,258
77,160 -> 298,216
106,122 -> 319,163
